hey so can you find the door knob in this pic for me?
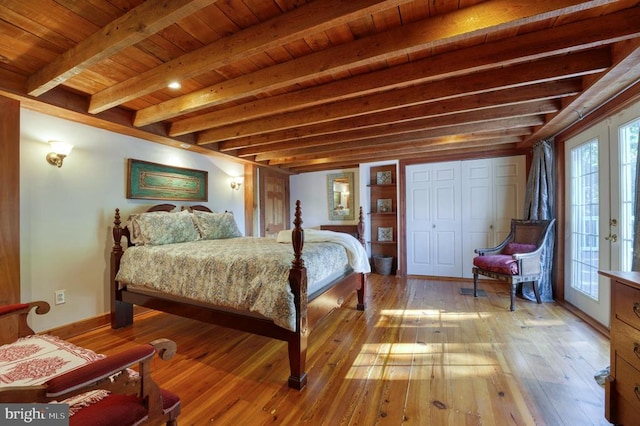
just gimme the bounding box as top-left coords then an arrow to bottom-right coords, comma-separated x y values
605,234 -> 618,242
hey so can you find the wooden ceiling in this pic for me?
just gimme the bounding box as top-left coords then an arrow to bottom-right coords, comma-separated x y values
2,0 -> 640,173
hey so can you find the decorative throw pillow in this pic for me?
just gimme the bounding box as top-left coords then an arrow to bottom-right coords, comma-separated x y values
133,210 -> 200,245
126,211 -> 167,245
193,210 -> 242,239
503,242 -> 537,255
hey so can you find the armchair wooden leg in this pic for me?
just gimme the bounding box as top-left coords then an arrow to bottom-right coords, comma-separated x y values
473,273 -> 479,297
510,283 -> 516,311
533,281 -> 542,304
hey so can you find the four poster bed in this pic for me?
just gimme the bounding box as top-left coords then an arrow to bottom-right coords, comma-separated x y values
110,201 -> 368,390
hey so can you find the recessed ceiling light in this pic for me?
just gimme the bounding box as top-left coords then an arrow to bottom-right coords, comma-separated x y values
179,143 -> 191,149
168,81 -> 181,89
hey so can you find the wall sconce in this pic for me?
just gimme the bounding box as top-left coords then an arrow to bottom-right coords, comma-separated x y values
46,141 -> 73,168
230,177 -> 244,190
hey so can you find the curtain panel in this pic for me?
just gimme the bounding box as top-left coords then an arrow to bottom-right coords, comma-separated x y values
522,139 -> 556,302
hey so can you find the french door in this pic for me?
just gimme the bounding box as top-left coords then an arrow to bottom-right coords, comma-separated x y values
564,101 -> 640,326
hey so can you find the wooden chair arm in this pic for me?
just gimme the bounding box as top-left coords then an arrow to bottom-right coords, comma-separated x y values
474,247 -> 502,255
150,338 -> 177,361
474,238 -> 512,255
0,385 -> 48,403
45,344 -> 156,398
0,301 -> 50,317
0,301 -> 50,342
513,250 -> 543,276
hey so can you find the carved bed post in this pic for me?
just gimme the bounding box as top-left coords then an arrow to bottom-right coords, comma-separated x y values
355,206 -> 367,311
357,206 -> 366,247
110,208 -> 133,328
288,200 -> 308,390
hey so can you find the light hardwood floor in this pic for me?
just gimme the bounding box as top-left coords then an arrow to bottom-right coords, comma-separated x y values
68,275 -> 610,425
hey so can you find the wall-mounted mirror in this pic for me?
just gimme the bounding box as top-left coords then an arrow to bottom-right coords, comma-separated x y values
327,172 -> 355,221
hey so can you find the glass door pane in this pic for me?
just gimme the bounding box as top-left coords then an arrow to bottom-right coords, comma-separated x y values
618,119 -> 639,271
570,139 -> 599,299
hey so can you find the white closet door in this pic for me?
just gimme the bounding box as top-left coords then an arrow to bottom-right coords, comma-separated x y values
432,162 -> 462,276
461,160 -> 493,278
492,156 -> 526,243
406,162 -> 462,276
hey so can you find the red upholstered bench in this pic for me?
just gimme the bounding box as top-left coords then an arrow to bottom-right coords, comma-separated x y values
0,301 -> 180,425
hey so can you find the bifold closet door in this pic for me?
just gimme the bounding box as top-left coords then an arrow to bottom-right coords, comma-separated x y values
406,162 -> 462,277
461,157 -> 526,278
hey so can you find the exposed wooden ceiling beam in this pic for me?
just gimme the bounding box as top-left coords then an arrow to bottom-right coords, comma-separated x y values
263,116 -> 543,166
206,50 -> 605,148
88,0 -> 414,114
284,140 -> 523,172
265,131 -> 533,168
133,0 -> 613,127
222,80 -> 580,153
524,38 -> 640,145
27,0 -> 217,96
169,7 -> 640,137
253,103 -> 554,162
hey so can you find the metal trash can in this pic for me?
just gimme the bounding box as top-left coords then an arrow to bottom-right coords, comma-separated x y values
373,255 -> 393,275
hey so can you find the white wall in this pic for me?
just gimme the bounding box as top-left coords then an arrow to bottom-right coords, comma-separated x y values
289,168 -> 360,229
19,109 -> 245,332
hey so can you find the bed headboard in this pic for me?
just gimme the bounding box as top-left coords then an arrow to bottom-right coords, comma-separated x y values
147,203 -> 177,212
319,224 -> 358,238
186,205 -> 212,212
320,206 -> 365,247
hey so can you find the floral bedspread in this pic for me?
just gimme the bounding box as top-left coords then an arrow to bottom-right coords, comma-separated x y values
115,237 -> 351,331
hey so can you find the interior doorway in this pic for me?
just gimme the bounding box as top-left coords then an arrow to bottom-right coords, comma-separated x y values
259,168 -> 289,237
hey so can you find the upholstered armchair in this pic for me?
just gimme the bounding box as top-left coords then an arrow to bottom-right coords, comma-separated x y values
472,218 -> 555,311
0,301 -> 180,426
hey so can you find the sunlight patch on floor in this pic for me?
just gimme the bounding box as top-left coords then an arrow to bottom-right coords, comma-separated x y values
344,342 -> 499,380
377,309 -> 493,328
520,318 -> 566,327
380,309 -> 489,320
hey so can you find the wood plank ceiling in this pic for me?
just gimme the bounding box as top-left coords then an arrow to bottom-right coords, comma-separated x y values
1,0 -> 640,173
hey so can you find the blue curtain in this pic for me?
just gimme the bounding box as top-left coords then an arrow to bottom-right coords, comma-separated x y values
633,129 -> 640,272
522,139 -> 555,302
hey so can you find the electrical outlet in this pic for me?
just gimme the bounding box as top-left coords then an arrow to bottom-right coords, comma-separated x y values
54,289 -> 66,305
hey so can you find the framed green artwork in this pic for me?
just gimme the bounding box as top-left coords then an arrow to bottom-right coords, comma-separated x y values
126,159 -> 208,201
